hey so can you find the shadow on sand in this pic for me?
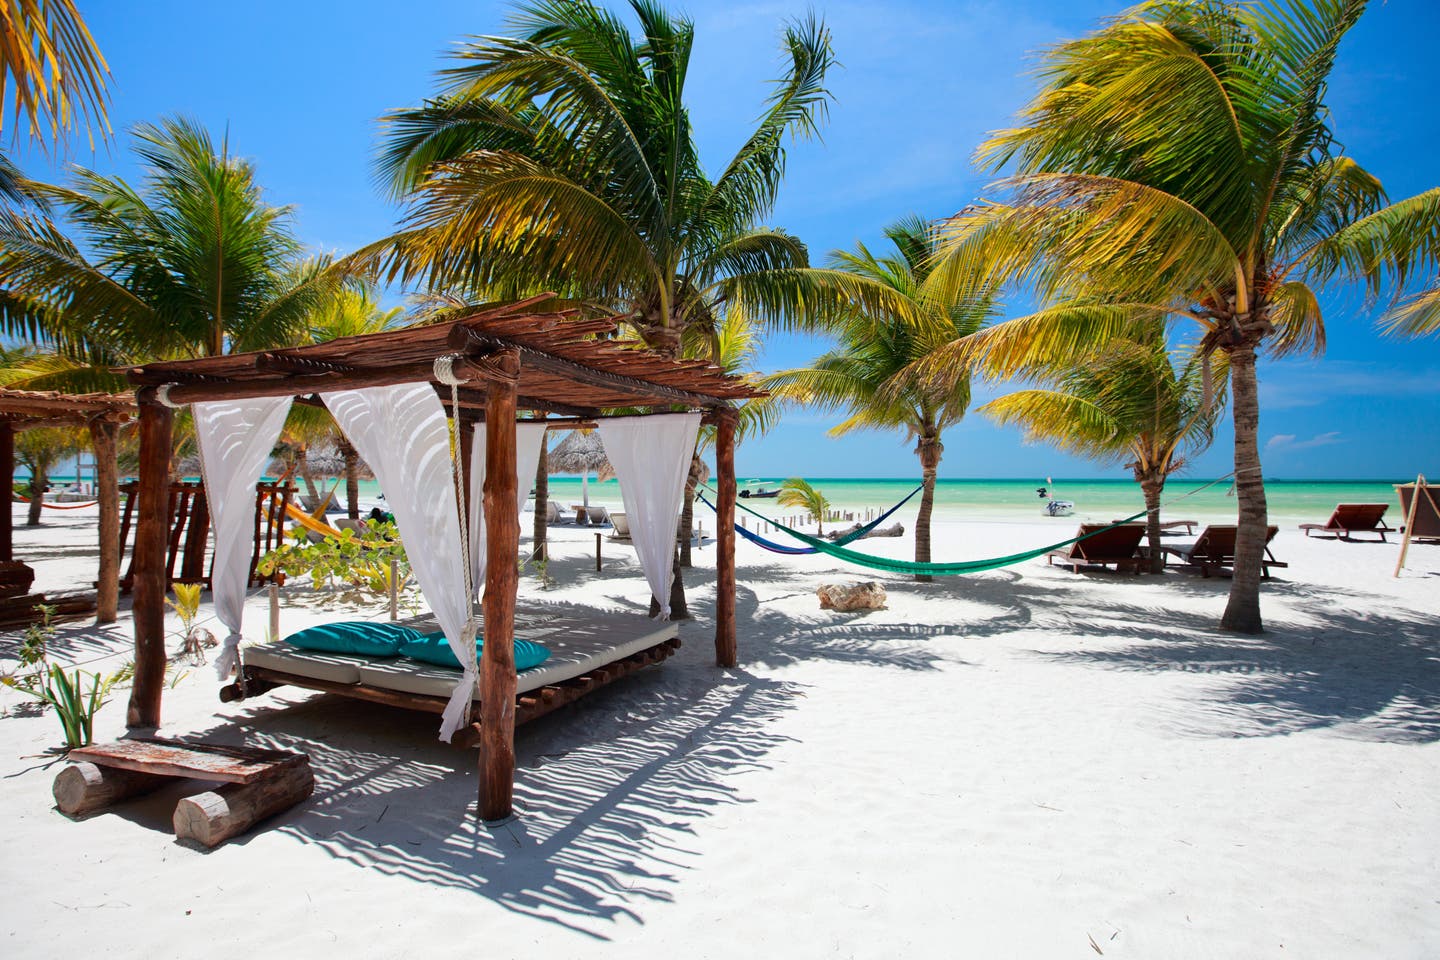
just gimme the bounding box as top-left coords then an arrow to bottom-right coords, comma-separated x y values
150,579 -> 950,939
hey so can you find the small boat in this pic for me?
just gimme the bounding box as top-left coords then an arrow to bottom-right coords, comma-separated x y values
1036,483 -> 1074,517
739,486 -> 780,499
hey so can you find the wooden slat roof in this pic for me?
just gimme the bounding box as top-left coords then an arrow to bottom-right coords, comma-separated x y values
123,297 -> 763,415
0,388 -> 136,426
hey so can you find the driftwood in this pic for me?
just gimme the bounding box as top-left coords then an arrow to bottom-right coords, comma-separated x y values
824,522 -> 904,541
817,581 -> 888,612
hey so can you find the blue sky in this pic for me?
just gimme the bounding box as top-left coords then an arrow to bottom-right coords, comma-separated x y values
17,0 -> 1440,480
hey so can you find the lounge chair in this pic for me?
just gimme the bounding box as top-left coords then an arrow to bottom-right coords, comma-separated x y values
1112,518 -> 1198,536
1162,524 -> 1287,578
585,505 -> 612,526
609,511 -> 631,542
546,500 -> 565,523
1047,523 -> 1146,573
1298,503 -> 1392,542
1395,482 -> 1440,543
334,517 -> 367,535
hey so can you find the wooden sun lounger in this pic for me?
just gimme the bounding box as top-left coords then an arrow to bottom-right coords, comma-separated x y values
1047,523 -> 1146,573
1112,518 -> 1198,535
1161,524 -> 1288,578
1395,482 -> 1440,543
1298,503 -> 1392,542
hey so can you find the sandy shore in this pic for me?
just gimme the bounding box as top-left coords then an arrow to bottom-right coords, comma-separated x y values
2,501 -> 1438,958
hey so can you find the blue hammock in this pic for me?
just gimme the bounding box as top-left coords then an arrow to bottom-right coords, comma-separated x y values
698,483 -> 924,555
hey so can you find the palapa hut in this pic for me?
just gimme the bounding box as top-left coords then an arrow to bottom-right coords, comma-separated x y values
547,428 -> 612,510
121,296 -> 756,821
0,389 -> 135,625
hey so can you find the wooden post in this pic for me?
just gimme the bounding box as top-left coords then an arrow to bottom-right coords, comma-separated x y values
268,582 -> 280,641
128,393 -> 172,728
595,531 -> 602,571
715,410 -> 737,668
0,420 -> 11,563
89,419 -> 120,623
479,366 -> 519,822
1394,473 -> 1426,578
388,558 -> 399,621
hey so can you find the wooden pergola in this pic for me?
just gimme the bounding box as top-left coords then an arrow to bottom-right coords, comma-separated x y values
0,389 -> 135,624
123,296 -> 758,821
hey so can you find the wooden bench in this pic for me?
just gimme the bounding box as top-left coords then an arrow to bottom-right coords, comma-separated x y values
53,738 -> 313,847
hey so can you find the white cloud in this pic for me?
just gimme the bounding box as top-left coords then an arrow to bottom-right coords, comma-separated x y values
1265,431 -> 1344,453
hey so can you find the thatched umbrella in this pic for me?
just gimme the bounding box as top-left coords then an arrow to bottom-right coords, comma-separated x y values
547,429 -> 613,507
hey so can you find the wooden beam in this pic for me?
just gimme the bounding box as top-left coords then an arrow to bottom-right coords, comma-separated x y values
478,373 -> 519,822
136,352 -> 507,404
448,324 -> 723,409
128,394 -> 172,727
0,421 -> 11,564
89,418 -> 120,624
715,410 -> 738,668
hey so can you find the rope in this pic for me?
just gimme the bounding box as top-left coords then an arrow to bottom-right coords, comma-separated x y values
155,383 -> 184,409
696,483 -> 923,555
435,354 -> 481,714
11,495 -> 99,509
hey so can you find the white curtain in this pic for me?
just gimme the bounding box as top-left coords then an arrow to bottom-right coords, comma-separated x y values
467,421 -> 548,596
598,413 -> 700,619
323,384 -> 474,741
193,396 -> 294,680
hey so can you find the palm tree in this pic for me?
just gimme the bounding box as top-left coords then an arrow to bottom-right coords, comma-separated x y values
0,0 -> 111,148
762,217 -> 992,582
0,115 -> 348,366
776,478 -> 829,537
368,0 -> 853,615
926,0 -> 1440,631
16,425 -> 82,525
369,0 -> 845,353
978,333 -> 1223,573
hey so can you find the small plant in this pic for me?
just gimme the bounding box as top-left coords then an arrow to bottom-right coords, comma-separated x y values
3,663 -> 121,749
166,583 -> 213,664
258,519 -> 411,601
17,603 -> 57,681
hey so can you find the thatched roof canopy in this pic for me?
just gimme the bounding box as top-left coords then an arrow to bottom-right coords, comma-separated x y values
548,430 -> 611,478
0,388 -> 135,430
122,294 -> 763,417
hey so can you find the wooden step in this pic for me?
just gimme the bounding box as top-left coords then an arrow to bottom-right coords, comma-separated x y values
67,737 -> 308,786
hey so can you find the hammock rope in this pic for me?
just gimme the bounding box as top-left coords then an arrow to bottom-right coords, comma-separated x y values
700,474 -> 1235,576
697,483 -> 923,556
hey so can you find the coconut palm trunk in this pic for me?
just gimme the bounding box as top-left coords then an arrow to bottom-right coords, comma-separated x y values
1139,473 -> 1165,575
26,460 -> 46,526
531,442 -> 548,563
914,435 -> 942,583
340,439 -> 360,519
1221,347 -> 1267,632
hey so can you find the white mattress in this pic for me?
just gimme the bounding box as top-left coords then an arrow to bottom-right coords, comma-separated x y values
242,612 -> 678,699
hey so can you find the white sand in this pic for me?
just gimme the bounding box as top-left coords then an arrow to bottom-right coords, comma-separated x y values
2,501 -> 1438,958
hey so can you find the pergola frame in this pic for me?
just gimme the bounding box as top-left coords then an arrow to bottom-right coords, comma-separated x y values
123,298 -> 752,821
0,389 -> 135,624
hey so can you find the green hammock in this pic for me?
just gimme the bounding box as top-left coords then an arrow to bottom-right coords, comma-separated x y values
711,486 -> 1149,576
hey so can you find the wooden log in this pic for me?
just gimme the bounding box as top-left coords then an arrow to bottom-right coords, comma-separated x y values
479,372 -> 519,821
89,419 -> 120,623
172,760 -> 314,847
128,395 -> 173,729
715,410 -> 738,668
53,761 -> 169,817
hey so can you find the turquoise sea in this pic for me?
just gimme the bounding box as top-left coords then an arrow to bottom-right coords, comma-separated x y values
377,475 -> 1411,525
43,472 -> 1408,526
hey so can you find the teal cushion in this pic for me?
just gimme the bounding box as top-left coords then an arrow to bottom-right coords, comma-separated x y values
398,632 -> 550,672
283,621 -> 428,657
